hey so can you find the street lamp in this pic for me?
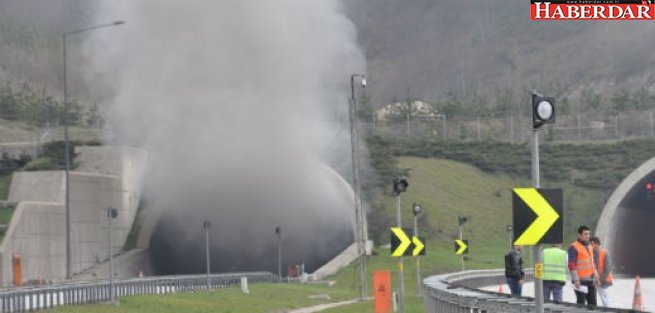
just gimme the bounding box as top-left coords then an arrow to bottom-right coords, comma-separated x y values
275,226 -> 282,283
204,220 -> 211,289
412,203 -> 422,295
349,73 -> 367,300
63,20 -> 125,280
107,207 -> 118,304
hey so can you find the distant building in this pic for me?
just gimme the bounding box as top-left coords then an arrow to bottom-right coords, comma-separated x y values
375,100 -> 437,122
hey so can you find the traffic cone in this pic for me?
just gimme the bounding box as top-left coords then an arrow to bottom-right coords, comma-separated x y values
633,275 -> 643,311
498,284 -> 505,294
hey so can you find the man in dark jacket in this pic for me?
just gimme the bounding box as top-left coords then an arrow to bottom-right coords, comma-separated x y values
505,245 -> 525,296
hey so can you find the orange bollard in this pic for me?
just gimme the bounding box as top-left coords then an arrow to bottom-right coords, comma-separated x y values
373,271 -> 391,313
12,253 -> 22,287
633,275 -> 643,311
498,284 -> 505,294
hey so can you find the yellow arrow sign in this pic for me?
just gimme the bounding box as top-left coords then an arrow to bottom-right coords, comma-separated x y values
391,227 -> 411,257
455,239 -> 468,255
412,236 -> 425,256
513,188 -> 560,246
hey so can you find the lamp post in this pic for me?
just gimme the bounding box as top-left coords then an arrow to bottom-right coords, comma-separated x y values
275,226 -> 282,283
349,73 -> 367,300
204,220 -> 211,289
412,203 -> 422,295
107,207 -> 118,304
63,20 -> 124,280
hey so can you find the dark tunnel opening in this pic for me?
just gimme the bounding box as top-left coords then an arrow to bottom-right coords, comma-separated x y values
611,172 -> 655,276
149,211 -> 354,275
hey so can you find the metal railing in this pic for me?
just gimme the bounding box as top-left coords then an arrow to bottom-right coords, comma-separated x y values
423,269 -> 644,313
0,272 -> 276,312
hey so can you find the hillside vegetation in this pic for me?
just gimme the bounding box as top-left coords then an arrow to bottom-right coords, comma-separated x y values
364,137 -> 655,247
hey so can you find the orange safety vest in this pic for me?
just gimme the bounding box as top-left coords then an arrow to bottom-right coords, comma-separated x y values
598,249 -> 613,284
571,240 -> 595,280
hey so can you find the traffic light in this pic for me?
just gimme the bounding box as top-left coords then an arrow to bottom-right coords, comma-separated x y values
532,94 -> 556,129
646,182 -> 655,199
393,176 -> 409,196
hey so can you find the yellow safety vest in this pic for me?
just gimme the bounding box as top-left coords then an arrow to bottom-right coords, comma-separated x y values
543,247 -> 567,282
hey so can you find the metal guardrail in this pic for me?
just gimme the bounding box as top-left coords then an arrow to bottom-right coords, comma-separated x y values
0,272 -> 276,313
423,269 -> 643,313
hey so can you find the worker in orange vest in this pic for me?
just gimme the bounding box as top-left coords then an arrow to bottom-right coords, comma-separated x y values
590,236 -> 613,307
567,225 -> 599,306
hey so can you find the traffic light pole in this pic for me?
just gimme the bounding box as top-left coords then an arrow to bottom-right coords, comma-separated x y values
458,225 -> 464,271
532,129 -> 544,313
414,214 -> 421,295
395,195 -> 405,313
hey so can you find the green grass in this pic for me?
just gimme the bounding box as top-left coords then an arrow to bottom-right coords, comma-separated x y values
47,283 -> 357,313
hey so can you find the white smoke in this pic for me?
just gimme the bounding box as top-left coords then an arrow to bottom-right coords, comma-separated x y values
88,1 -> 366,272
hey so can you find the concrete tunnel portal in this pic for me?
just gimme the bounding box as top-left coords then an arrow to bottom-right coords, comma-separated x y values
597,155 -> 655,277
143,164 -> 359,276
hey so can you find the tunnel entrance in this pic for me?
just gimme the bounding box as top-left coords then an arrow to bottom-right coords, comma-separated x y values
148,209 -> 354,275
609,173 -> 655,276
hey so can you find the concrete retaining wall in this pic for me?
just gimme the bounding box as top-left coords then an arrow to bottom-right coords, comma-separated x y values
0,146 -> 147,286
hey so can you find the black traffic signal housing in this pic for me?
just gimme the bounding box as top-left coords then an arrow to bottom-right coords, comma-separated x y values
107,207 -> 118,219
532,94 -> 556,129
393,176 -> 409,196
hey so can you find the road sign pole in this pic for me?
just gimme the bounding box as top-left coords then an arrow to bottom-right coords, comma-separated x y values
532,129 -> 544,313
395,195 -> 405,313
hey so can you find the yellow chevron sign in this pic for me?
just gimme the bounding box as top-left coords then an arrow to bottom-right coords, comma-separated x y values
454,239 -> 468,255
412,236 -> 425,256
390,227 -> 426,257
512,188 -> 563,246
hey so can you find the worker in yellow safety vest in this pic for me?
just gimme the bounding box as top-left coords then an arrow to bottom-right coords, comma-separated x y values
543,243 -> 568,303
590,236 -> 613,307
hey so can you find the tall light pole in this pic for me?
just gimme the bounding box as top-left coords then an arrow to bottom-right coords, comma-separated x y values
204,220 -> 211,289
412,203 -> 422,295
393,176 -> 408,313
63,20 -> 125,280
349,73 -> 367,300
275,226 -> 282,283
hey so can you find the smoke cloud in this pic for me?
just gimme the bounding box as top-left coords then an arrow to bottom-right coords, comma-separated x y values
89,1 -> 366,273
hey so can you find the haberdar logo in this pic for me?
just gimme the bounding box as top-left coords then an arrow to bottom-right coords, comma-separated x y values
531,0 -> 655,20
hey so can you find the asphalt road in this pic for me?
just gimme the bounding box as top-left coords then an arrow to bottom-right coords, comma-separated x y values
484,277 -> 654,311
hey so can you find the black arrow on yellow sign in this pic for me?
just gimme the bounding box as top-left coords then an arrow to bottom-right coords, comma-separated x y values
512,188 -> 563,246
390,227 -> 426,257
454,239 -> 468,255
